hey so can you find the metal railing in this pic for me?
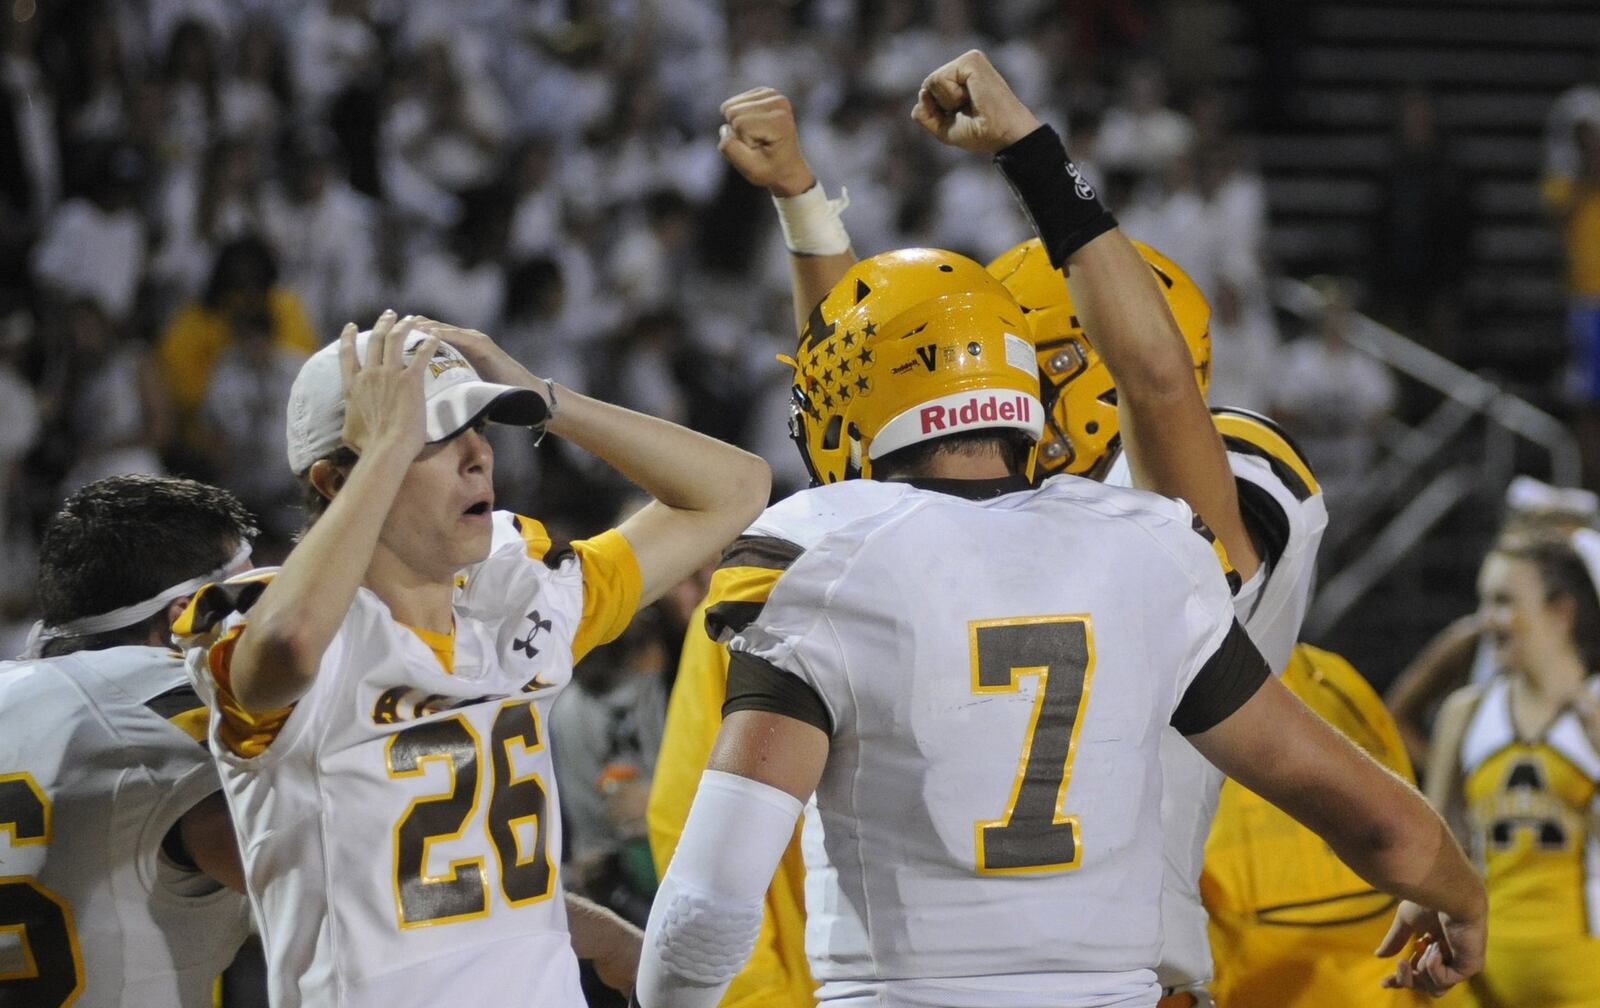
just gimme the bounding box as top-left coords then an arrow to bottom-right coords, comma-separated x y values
1271,277 -> 1581,637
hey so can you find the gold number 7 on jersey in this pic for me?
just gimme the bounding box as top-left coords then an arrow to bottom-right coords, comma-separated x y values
970,615 -> 1095,875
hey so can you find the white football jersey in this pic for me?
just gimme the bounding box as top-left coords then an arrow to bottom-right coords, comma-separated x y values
0,646 -> 250,1008
178,512 -> 639,1008
728,476 -> 1254,1006
1107,407 -> 1329,987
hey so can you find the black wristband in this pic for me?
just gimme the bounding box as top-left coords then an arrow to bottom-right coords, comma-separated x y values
993,124 -> 1118,270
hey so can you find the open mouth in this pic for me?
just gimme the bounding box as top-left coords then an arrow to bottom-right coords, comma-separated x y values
464,500 -> 491,517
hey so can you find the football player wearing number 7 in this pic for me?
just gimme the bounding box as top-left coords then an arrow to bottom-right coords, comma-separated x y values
633,260 -> 1483,1006
173,310 -> 770,1007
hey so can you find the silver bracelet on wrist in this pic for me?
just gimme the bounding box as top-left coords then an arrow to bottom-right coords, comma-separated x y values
533,378 -> 558,446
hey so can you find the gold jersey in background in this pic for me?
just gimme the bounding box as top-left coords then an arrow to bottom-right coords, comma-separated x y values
1201,644 -> 1455,1008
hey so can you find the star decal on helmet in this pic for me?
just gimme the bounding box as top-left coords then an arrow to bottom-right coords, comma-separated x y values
859,347 -> 874,366
842,329 -> 856,348
855,375 -> 871,394
863,321 -> 877,337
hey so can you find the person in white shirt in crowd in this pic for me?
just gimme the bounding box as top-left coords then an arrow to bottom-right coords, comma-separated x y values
219,18 -> 290,142
0,311 -> 41,636
1544,40 -> 1600,184
152,135 -> 269,302
157,19 -> 224,174
379,33 -> 510,229
56,299 -> 173,497
263,133 -> 381,335
1190,96 -> 1280,414
608,191 -> 699,315
1272,276 -> 1397,515
398,187 -> 510,334
1096,59 -> 1195,179
290,0 -> 381,121
1,9 -> 59,228
32,145 -> 147,325
199,305 -> 309,548
53,12 -> 132,151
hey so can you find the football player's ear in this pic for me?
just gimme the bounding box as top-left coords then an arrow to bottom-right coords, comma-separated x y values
309,458 -> 347,502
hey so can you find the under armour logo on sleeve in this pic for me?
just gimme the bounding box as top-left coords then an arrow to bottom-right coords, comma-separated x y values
512,610 -> 553,659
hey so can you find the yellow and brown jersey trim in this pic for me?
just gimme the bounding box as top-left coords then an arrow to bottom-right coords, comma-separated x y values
1212,407 -> 1320,503
1190,514 -> 1243,595
171,571 -> 276,640
511,513 -> 554,562
143,683 -> 210,746
205,623 -> 293,758
172,571 -> 292,758
703,535 -> 805,642
405,623 -> 456,675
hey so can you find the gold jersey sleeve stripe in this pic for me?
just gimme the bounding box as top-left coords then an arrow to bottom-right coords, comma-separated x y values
703,565 -> 783,641
511,513 -> 553,561
1213,407 -> 1320,502
1189,513 -> 1242,594
207,622 -> 294,758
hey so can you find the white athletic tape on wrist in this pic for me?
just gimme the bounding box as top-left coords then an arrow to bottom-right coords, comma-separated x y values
774,182 -> 852,256
636,770 -> 803,1008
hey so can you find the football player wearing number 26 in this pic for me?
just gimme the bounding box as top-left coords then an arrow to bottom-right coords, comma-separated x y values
631,56 -> 1486,1008
173,310 -> 769,1007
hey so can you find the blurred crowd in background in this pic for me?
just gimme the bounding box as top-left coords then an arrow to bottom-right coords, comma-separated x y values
0,0 -> 1329,612
4,0 -> 1600,962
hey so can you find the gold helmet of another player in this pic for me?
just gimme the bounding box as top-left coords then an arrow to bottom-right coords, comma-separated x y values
786,248 -> 1044,484
986,238 -> 1212,478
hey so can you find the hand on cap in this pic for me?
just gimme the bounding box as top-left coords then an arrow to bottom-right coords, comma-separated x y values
718,87 -> 815,197
912,49 -> 1041,154
338,310 -> 439,456
412,318 -> 546,399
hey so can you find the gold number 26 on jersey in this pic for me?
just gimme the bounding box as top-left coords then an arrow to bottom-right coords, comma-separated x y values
385,699 -> 554,929
971,615 -> 1096,875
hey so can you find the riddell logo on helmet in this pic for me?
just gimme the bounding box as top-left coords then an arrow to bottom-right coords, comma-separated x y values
919,395 -> 1032,433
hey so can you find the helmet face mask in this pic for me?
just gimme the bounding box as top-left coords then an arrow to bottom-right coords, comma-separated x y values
789,249 -> 1044,485
987,238 -> 1212,479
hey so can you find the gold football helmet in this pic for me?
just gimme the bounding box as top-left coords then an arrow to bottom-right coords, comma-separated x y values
788,249 -> 1044,484
986,238 -> 1212,478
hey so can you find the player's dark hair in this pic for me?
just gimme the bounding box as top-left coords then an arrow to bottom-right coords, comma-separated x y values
1494,532 -> 1600,671
37,475 -> 258,656
872,428 -> 1033,481
297,445 -> 359,527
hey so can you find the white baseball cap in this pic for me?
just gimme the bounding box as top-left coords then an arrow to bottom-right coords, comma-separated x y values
285,328 -> 550,473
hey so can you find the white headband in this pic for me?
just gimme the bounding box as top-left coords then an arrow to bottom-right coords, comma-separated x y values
20,542 -> 253,659
1507,475 -> 1599,520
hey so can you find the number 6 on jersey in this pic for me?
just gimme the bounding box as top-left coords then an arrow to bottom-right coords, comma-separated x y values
971,616 -> 1095,874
